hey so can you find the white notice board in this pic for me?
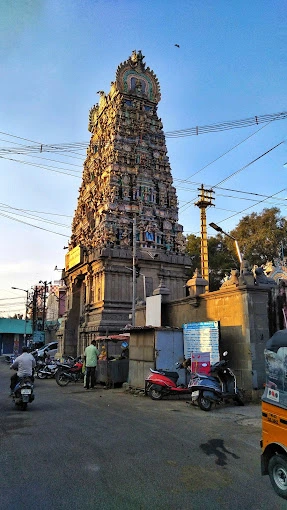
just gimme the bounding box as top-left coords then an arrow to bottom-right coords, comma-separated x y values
146,295 -> 162,327
183,321 -> 220,364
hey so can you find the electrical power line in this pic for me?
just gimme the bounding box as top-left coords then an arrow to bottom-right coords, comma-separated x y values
0,202 -> 73,218
0,211 -> 69,237
0,155 -> 82,178
0,205 -> 71,228
178,139 -> 285,213
212,140 -> 285,188
0,110 -> 286,156
215,186 -> 287,226
180,121 -> 272,182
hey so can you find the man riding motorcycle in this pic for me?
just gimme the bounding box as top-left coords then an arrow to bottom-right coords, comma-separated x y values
10,346 -> 36,394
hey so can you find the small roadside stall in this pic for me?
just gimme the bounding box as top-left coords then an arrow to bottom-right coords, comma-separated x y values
128,327 -> 184,390
95,335 -> 129,388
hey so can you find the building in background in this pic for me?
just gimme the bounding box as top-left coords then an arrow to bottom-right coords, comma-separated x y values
0,318 -> 32,355
45,282 -> 66,343
29,281 -> 66,345
59,50 -> 191,357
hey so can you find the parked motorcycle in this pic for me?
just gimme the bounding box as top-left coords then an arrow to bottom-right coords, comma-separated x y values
5,354 -> 15,364
145,352 -> 244,411
145,365 -> 192,400
187,353 -> 245,411
11,376 -> 34,411
55,358 -> 84,387
35,359 -> 60,379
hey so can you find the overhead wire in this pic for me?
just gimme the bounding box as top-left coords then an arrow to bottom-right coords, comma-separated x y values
0,211 -> 69,237
216,186 -> 287,226
212,140 -> 285,188
0,110 -> 286,156
178,139 -> 285,214
180,121 -> 272,181
0,110 -> 286,237
0,207 -> 71,228
0,202 -> 72,218
0,155 -> 82,178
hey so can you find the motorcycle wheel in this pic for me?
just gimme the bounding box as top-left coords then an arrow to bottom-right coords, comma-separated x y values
198,392 -> 212,411
268,454 -> 287,499
148,385 -> 163,400
20,402 -> 28,411
56,371 -> 70,387
37,371 -> 47,379
233,389 -> 245,406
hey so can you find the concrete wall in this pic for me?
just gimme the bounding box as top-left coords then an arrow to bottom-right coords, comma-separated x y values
136,284 -> 275,397
128,329 -> 155,388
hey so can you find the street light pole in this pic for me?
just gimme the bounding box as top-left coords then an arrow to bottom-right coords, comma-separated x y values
209,222 -> 242,264
132,216 -> 137,327
11,287 -> 29,347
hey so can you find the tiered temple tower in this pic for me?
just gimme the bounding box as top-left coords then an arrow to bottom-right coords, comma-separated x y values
59,51 -> 191,356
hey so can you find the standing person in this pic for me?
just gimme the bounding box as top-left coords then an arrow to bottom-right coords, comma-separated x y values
10,346 -> 36,394
84,340 -> 99,390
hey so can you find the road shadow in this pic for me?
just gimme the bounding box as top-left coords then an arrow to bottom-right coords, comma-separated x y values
200,438 -> 240,467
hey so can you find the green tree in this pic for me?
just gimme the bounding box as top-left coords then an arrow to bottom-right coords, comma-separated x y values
230,207 -> 287,266
186,233 -> 239,291
186,207 -> 287,291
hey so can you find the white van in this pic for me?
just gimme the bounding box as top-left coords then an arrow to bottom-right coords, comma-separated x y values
37,342 -> 58,359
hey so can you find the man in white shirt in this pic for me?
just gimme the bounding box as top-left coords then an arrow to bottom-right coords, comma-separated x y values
10,346 -> 36,393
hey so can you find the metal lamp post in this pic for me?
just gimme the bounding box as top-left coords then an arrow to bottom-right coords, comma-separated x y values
209,222 -> 242,264
11,286 -> 29,347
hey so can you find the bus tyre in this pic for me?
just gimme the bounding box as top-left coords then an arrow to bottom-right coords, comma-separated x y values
268,454 -> 287,499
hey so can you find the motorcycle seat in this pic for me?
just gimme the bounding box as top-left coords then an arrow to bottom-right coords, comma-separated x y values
151,368 -> 179,381
194,373 -> 218,381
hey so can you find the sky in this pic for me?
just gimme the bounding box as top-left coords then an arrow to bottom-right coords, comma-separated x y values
0,0 -> 286,315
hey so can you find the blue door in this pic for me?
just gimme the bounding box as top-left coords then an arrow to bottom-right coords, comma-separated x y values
155,330 -> 186,385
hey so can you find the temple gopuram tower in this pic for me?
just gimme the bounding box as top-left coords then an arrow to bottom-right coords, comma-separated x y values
60,51 -> 191,356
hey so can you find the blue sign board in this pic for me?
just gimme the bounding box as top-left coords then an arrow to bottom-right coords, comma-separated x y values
32,331 -> 45,344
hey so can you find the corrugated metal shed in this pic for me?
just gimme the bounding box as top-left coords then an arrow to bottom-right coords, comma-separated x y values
0,318 -> 32,334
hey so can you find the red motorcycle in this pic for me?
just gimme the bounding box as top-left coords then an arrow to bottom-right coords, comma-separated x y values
55,358 -> 84,387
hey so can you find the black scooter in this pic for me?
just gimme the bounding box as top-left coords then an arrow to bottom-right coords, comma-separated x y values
12,376 -> 35,411
189,352 -> 245,411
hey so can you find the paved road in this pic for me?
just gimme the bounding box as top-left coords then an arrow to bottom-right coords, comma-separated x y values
0,361 -> 285,510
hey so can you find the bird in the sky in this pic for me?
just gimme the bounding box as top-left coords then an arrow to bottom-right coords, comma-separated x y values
174,44 -> 180,48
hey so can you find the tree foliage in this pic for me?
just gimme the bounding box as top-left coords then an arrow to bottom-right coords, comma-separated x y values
186,233 -> 239,291
230,207 -> 287,266
186,208 -> 287,291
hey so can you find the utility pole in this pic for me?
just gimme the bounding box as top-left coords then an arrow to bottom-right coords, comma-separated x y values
32,286 -> 38,334
39,281 -> 51,331
195,185 -> 215,290
132,216 -> 137,326
11,287 -> 29,347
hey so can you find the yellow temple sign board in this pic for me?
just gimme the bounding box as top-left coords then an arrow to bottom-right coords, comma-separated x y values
65,245 -> 83,271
